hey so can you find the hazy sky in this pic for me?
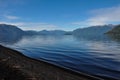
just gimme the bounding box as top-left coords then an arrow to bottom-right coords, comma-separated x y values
0,0 -> 120,31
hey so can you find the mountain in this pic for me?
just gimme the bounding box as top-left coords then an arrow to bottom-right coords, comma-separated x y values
25,30 -> 66,36
0,24 -> 24,36
0,24 -> 25,43
0,24 -> 67,37
38,30 -> 66,35
106,25 -> 120,35
73,25 -> 114,36
64,31 -> 72,35
0,24 -> 116,44
25,30 -> 39,36
106,25 -> 120,39
0,24 -> 67,44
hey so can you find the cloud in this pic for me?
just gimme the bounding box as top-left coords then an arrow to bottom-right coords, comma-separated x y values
72,5 -> 120,27
4,15 -> 20,20
0,21 -> 62,31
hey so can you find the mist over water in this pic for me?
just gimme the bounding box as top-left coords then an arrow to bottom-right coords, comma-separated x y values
1,35 -> 120,79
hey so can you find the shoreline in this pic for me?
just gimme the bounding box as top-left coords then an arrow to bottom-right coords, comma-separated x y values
0,45 -> 106,80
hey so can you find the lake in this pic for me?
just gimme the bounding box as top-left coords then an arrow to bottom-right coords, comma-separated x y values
1,35 -> 120,79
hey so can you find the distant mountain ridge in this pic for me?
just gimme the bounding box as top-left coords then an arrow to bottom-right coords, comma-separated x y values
0,24 -> 116,40
0,24 -> 67,44
25,30 -> 66,36
0,24 -> 118,44
73,25 -> 114,36
0,24 -> 66,36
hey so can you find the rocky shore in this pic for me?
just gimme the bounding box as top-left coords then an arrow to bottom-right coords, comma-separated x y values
0,45 -> 104,80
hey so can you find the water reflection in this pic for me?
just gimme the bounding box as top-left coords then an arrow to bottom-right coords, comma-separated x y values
0,34 -> 120,79
0,34 -> 23,45
107,35 -> 120,43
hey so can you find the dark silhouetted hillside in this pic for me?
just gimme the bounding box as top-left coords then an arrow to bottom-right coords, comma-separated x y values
106,25 -> 120,39
106,25 -> 120,35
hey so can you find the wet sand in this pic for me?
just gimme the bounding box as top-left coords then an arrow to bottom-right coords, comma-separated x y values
0,45 -> 103,80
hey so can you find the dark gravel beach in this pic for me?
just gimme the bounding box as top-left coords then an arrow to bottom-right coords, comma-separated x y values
0,45 -> 103,80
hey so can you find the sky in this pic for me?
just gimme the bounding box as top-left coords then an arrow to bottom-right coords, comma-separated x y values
0,0 -> 120,31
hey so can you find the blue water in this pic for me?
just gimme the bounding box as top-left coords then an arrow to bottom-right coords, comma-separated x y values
2,35 -> 120,79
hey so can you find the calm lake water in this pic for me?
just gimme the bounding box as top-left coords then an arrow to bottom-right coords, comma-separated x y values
1,35 -> 120,79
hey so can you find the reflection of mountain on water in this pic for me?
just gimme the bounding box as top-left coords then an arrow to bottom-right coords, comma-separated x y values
73,34 -> 111,42
0,35 -> 23,45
